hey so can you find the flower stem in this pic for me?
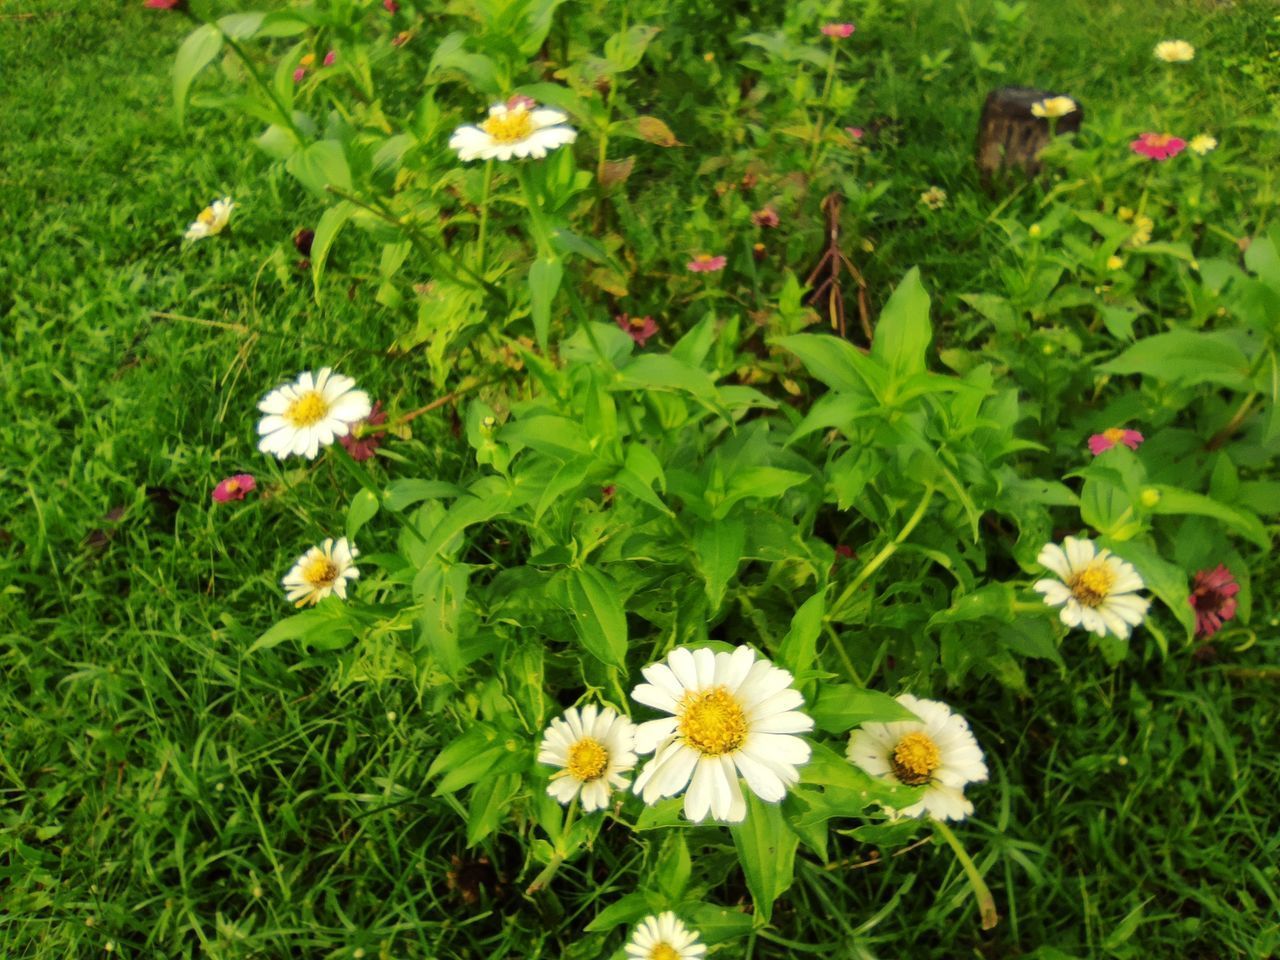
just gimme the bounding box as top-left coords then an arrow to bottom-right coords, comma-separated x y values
525,797 -> 579,895
831,486 -> 934,616
808,44 -> 839,170
476,159 -> 494,273
933,819 -> 999,930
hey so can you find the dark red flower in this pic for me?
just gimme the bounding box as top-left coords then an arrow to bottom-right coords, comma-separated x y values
751,206 -> 780,228
1187,564 -> 1240,638
615,313 -> 658,346
340,401 -> 388,462
293,228 -> 315,256
383,0 -> 399,11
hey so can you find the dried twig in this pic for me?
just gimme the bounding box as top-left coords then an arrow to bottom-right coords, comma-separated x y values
804,193 -> 872,344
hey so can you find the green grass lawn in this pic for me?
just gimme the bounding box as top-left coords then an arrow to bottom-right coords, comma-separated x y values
2,1 -> 1278,958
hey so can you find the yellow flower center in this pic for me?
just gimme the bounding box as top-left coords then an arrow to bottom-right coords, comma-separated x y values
482,109 -> 535,143
198,206 -> 216,224
284,390 -> 330,427
302,555 -> 339,588
650,945 -> 680,960
224,479 -> 241,494
1069,562 -> 1115,607
565,738 -> 609,782
679,686 -> 747,756
1102,427 -> 1126,444
891,731 -> 941,785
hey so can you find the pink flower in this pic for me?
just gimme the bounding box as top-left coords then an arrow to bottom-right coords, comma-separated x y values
506,94 -> 537,111
143,0 -> 182,8
339,401 -> 388,462
383,0 -> 399,11
293,67 -> 307,84
687,253 -> 727,273
323,50 -> 337,67
1088,427 -> 1144,455
821,22 -> 856,38
845,126 -> 865,140
616,313 -> 658,346
751,206 -> 780,228
1188,564 -> 1240,638
1130,132 -> 1187,161
212,474 -> 256,503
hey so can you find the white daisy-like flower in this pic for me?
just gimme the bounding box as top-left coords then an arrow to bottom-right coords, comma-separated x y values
282,537 -> 359,607
537,705 -> 638,813
448,98 -> 577,162
257,368 -> 372,460
1031,96 -> 1077,119
184,196 -> 235,241
631,645 -> 813,824
624,912 -> 705,960
1032,536 -> 1151,639
846,693 -> 988,821
1154,39 -> 1195,63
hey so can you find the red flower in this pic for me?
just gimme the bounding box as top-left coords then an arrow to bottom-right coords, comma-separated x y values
212,474 -> 256,503
143,0 -> 183,8
1088,427 -> 1143,455
1188,564 -> 1240,638
323,50 -> 337,67
293,228 -> 315,256
383,0 -> 399,11
615,313 -> 658,346
339,401 -> 388,462
1130,132 -> 1187,161
845,126 -> 864,140
293,67 -> 307,84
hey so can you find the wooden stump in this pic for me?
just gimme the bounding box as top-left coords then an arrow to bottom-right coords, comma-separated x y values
976,86 -> 1082,180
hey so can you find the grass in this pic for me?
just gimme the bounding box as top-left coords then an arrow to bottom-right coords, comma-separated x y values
2,0 -> 1278,958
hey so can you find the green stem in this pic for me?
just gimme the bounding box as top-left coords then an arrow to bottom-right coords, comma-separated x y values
933,819 -> 999,930
831,486 -> 934,615
525,797 -> 579,895
517,163 -> 556,257
824,623 -> 861,685
808,44 -> 839,170
476,159 -> 494,273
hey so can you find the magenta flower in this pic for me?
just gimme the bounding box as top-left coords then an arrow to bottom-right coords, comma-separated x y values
340,401 -> 388,462
616,313 -> 658,346
212,474 -> 256,503
822,23 -> 856,38
751,206 -> 780,228
143,0 -> 183,8
687,253 -> 727,273
323,50 -> 337,67
1188,564 -> 1240,638
845,126 -> 865,140
293,67 -> 307,84
1088,427 -> 1144,455
383,0 -> 399,11
1130,132 -> 1187,161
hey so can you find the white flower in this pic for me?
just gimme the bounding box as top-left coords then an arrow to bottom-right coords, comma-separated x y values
920,185 -> 947,210
624,912 -> 705,960
448,100 -> 577,162
1031,96 -> 1077,119
846,694 -> 988,821
1033,536 -> 1150,639
282,537 -> 359,607
537,705 -> 638,813
1154,39 -> 1195,63
257,368 -> 372,460
631,645 -> 813,824
184,196 -> 234,241
1189,133 -> 1217,156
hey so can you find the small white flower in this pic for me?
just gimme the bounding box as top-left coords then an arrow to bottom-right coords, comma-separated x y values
846,694 -> 988,821
920,185 -> 947,210
1030,96 -> 1077,119
185,196 -> 234,241
282,537 -> 359,607
1033,536 -> 1151,639
624,912 -> 705,960
257,368 -> 372,460
631,645 -> 813,824
449,99 -> 577,162
537,705 -> 638,813
1154,39 -> 1195,63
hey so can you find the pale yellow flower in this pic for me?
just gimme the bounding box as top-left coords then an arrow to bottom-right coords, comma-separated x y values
1154,40 -> 1195,63
1031,96 -> 1077,119
920,186 -> 947,211
1127,213 -> 1154,248
1189,134 -> 1217,156
1107,255 -> 1125,271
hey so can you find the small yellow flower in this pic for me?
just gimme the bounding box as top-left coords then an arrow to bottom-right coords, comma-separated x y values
1031,96 -> 1077,119
1140,488 -> 1161,508
299,53 -> 317,68
920,186 -> 947,211
1127,214 -> 1154,248
1154,40 -> 1195,63
1189,134 -> 1217,156
1029,223 -> 1042,237
1107,255 -> 1124,271
1117,206 -> 1134,222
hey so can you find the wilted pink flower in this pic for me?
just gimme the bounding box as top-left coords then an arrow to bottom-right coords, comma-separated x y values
845,126 -> 864,140
1130,132 -> 1186,161
1188,564 -> 1240,638
506,94 -> 537,111
293,67 -> 307,84
821,23 -> 855,38
143,0 -> 182,8
1088,427 -> 1144,455
687,253 -> 727,273
752,206 -> 780,228
212,474 -> 256,503
616,313 -> 658,346
339,401 -> 388,462
383,0 -> 399,11
323,50 -> 337,67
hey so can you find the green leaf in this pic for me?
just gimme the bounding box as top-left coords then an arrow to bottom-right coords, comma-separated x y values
173,25 -> 223,127
528,256 -> 563,347
604,24 -> 662,72
871,267 -> 932,382
1147,485 -> 1269,549
810,685 -> 917,733
584,891 -> 657,932
928,582 -> 1016,628
563,566 -> 628,668
1098,330 -> 1253,390
383,479 -> 467,512
730,791 -> 798,924
773,333 -> 889,398
310,201 -> 355,302
654,832 -> 692,901
248,603 -> 348,654
693,518 -> 746,613
1100,538 -> 1196,639
287,139 -> 353,197
777,593 -> 824,681
217,12 -> 265,39
617,354 -> 719,400
345,488 -> 380,542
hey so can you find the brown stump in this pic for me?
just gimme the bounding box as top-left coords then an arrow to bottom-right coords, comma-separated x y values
976,86 -> 1082,180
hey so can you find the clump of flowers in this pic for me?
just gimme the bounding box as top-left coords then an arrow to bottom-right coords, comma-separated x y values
1189,133 -> 1217,156
257,368 -> 372,460
283,537 -> 359,607
184,196 -> 234,241
846,694 -> 988,821
631,645 -> 813,823
625,913 -> 705,960
449,97 -> 577,162
1033,537 -> 1151,639
1088,427 -> 1144,455
1031,96 -> 1077,119
821,22 -> 855,38
538,705 -> 638,812
920,186 -> 947,210
212,474 -> 255,503
616,313 -> 659,346
1188,565 -> 1240,638
686,253 -> 726,273
339,401 -> 388,462
1154,39 -> 1195,63
1131,132 -> 1186,161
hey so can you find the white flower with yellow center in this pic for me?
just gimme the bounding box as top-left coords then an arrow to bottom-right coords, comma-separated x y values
1154,39 -> 1195,63
1031,96 -> 1077,119
184,196 -> 234,241
537,705 -> 638,813
846,694 -> 987,821
624,912 -> 705,960
1033,536 -> 1150,639
631,645 -> 813,824
282,537 -> 359,607
257,368 -> 372,460
448,100 -> 577,162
